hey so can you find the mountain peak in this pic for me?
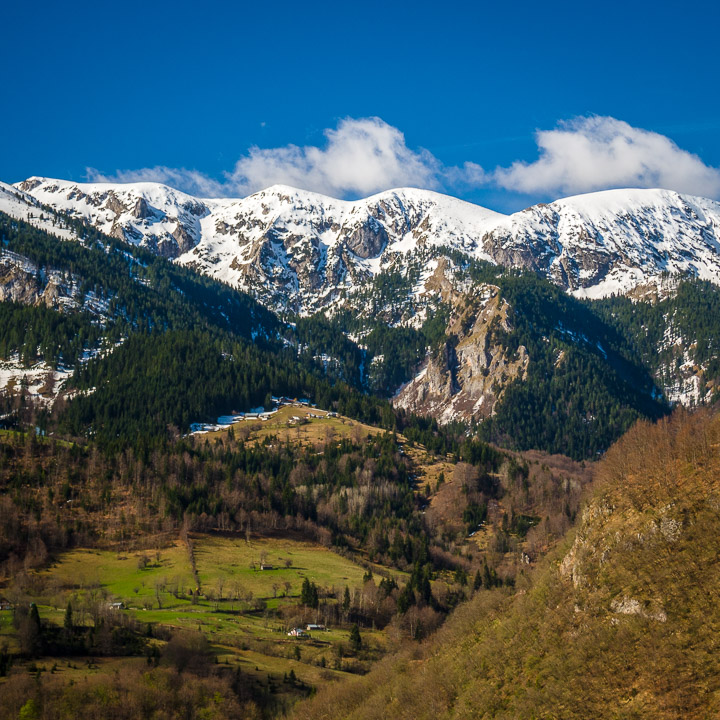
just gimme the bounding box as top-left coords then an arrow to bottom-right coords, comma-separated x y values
8,175 -> 720,313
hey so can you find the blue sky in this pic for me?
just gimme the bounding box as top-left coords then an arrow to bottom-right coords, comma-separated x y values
2,0 -> 719,211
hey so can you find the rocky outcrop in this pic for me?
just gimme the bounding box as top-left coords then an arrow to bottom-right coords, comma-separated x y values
344,218 -> 389,258
104,192 -> 126,216
0,250 -> 113,319
171,223 -> 196,255
394,264 -> 529,424
0,261 -> 42,305
132,197 -> 152,220
0,256 -> 81,312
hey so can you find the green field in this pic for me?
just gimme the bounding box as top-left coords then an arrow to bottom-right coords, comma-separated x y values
38,542 -> 194,607
194,534 -> 369,599
9,533 -> 389,692
37,535 -> 375,608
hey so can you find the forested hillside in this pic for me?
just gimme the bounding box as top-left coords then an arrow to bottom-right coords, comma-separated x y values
4,206 -> 720,460
435,257 -> 668,458
0,211 -> 276,346
0,212 -> 389,449
593,278 -> 720,404
292,409 -> 720,720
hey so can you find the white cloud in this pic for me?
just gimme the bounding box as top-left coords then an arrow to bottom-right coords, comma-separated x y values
226,117 -> 440,197
89,117 -> 440,199
490,116 -> 720,198
86,166 -> 226,198
89,116 -> 720,202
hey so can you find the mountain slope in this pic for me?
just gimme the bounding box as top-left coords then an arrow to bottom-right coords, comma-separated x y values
390,256 -> 668,458
5,179 -> 720,459
16,178 -> 720,315
485,188 -> 720,298
292,409 -> 720,720
0,180 -> 80,241
15,177 -> 210,258
394,274 -> 530,424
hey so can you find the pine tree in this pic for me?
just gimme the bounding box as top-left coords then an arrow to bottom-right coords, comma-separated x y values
301,577 -> 319,609
483,560 -> 492,589
349,623 -> 362,652
64,601 -> 73,633
474,569 -> 482,591
397,584 -> 414,614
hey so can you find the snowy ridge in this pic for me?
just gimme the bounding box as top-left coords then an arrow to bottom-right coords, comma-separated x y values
17,177 -> 212,258
12,178 -> 720,314
485,188 -> 720,299
0,181 -> 78,240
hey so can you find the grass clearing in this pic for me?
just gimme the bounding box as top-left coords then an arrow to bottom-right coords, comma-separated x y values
37,542 -> 195,607
193,534 -> 368,600
32,534 -> 377,618
201,405 -> 384,449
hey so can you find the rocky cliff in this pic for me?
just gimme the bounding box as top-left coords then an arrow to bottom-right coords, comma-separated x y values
394,259 -> 528,423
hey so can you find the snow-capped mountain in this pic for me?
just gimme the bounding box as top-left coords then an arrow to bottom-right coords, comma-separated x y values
4,175 -> 720,439
15,177 -> 209,258
484,189 -> 720,300
12,177 -> 720,315
0,180 -> 79,241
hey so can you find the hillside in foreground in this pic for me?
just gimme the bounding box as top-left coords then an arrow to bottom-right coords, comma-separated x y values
0,398 -> 593,719
292,408 -> 720,720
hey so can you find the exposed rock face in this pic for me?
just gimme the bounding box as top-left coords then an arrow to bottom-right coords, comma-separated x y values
0,260 -> 42,305
104,192 -> 126,216
171,223 -> 196,255
132,197 -> 152,220
344,218 -> 389,258
394,262 -> 529,424
0,254 -> 79,312
0,249 -> 113,320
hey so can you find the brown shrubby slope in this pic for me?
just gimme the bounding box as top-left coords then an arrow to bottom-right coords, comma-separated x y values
292,409 -> 720,720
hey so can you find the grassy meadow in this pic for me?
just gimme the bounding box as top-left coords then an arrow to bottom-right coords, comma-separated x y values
0,531 -> 392,701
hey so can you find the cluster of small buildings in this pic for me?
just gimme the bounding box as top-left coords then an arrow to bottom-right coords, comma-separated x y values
190,396 -> 338,435
273,396 -> 312,408
239,411 -> 275,422
287,623 -> 327,637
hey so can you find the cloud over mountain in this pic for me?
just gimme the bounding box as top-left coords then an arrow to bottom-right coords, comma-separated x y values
490,116 -> 720,198
227,117 -> 440,197
89,118 -> 440,199
88,116 -> 720,202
